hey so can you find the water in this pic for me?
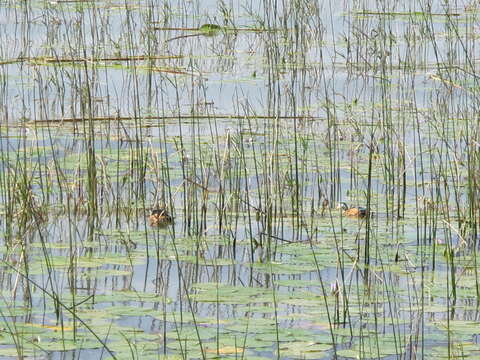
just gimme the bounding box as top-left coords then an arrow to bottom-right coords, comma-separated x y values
1,0 -> 479,359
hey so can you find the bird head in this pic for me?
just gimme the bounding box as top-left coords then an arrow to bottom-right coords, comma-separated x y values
337,202 -> 349,211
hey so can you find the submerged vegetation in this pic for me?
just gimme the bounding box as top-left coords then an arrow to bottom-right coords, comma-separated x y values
0,0 -> 479,359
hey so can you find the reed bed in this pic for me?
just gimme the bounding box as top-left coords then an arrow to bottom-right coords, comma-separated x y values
0,0 -> 478,359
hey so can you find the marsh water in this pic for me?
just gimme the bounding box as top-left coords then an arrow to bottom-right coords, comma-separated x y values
0,0 -> 479,359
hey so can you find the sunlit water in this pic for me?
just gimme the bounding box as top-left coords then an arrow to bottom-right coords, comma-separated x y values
0,0 -> 479,359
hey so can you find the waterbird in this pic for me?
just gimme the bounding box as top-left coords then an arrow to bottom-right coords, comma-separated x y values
149,207 -> 173,227
337,202 -> 367,218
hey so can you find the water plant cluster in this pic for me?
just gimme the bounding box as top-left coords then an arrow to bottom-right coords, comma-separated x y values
0,0 -> 479,359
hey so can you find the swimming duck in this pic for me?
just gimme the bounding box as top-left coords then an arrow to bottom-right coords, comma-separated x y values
337,202 -> 367,218
149,208 -> 173,226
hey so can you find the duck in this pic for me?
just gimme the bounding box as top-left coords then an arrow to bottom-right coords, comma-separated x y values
148,207 -> 173,227
337,202 -> 367,218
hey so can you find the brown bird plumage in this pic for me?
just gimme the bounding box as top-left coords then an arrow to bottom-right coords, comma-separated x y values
337,202 -> 367,218
149,208 -> 173,227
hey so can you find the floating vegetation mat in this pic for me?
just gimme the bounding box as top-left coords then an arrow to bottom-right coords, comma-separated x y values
1,0 -> 479,359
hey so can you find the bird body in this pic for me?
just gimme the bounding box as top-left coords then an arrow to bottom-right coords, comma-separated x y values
149,208 -> 173,226
337,202 -> 367,218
